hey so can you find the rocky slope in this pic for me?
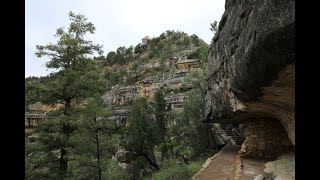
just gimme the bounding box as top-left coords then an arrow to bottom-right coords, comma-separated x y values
99,31 -> 207,126
102,57 -> 202,126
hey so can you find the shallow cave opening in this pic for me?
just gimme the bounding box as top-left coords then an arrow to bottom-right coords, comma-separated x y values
240,118 -> 294,159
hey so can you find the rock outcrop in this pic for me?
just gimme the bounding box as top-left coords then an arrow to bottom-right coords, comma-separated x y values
204,0 -> 295,146
102,57 -> 202,126
263,152 -> 295,179
253,152 -> 295,180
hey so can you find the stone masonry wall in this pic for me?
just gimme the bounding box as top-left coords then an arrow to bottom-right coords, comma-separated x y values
240,119 -> 293,158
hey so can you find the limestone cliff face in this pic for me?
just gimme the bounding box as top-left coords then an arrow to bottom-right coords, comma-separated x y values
102,58 -> 202,126
205,0 -> 295,144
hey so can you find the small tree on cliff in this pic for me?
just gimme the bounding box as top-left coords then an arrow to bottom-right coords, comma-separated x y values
210,20 -> 218,34
34,11 -> 105,179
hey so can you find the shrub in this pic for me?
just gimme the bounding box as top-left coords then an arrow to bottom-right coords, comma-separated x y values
152,163 -> 191,180
187,159 -> 206,175
102,159 -> 129,180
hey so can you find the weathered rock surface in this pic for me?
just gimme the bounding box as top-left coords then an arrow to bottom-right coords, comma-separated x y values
263,152 -> 295,179
165,93 -> 189,110
103,86 -> 139,106
115,149 -> 130,163
102,58 -> 202,126
109,108 -> 128,127
253,174 -> 264,180
103,61 -> 200,108
204,0 -> 295,145
240,119 -> 293,158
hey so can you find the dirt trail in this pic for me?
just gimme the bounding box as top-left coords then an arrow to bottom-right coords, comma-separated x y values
194,145 -> 241,180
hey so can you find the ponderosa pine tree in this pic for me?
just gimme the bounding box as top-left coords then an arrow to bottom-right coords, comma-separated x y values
33,11 -> 105,179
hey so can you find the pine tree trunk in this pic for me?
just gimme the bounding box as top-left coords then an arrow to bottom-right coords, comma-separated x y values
143,153 -> 160,171
59,99 -> 72,179
95,115 -> 102,180
97,139 -> 102,180
59,147 -> 67,179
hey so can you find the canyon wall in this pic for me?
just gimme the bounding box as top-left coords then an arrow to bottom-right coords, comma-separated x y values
204,0 -> 295,147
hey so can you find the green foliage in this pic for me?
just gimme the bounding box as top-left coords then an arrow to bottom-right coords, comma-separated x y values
105,69 -> 120,85
104,67 -> 131,86
123,97 -> 160,177
187,159 -> 206,175
167,71 -> 216,161
153,90 -> 167,139
35,11 -> 106,104
104,30 -> 207,69
125,97 -> 158,153
125,73 -> 137,85
187,44 -> 208,64
198,44 -> 208,63
25,76 -> 42,110
126,45 -> 134,55
106,46 -> 134,65
183,70 -> 206,93
190,34 -> 200,46
134,43 -> 144,54
70,96 -> 115,180
152,163 -> 191,180
106,133 -> 123,155
152,90 -> 168,161
187,149 -> 218,175
145,30 -> 203,60
102,159 -> 129,180
151,150 -> 216,180
148,51 -> 156,59
131,61 -> 139,71
106,51 -> 117,65
26,111 -> 74,175
115,46 -> 128,65
182,36 -> 191,47
36,12 -> 103,68
25,137 -> 58,180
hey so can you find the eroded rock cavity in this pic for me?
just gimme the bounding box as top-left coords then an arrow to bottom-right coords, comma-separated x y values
240,119 -> 293,158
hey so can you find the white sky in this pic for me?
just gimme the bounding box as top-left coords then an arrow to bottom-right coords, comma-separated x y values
25,0 -> 225,77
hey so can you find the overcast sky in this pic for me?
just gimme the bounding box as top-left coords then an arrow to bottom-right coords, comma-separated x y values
25,0 -> 225,77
